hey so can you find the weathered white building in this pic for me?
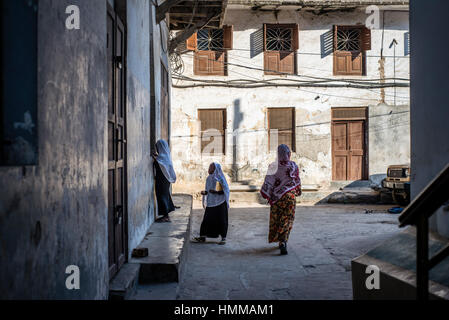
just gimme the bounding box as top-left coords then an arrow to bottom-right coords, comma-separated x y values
170,0 -> 410,195
0,0 -> 176,299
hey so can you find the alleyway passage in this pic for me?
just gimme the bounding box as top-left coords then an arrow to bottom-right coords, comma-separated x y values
178,204 -> 400,300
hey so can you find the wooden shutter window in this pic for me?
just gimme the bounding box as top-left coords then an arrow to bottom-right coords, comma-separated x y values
263,23 -> 268,51
268,108 -> 295,152
264,51 -> 280,75
199,109 -> 226,154
292,24 -> 299,51
210,51 -> 226,75
193,28 -> 228,76
186,32 -> 197,51
263,24 -> 297,75
194,51 -> 226,76
333,25 -> 364,76
279,52 -> 295,74
223,25 -> 233,50
361,26 -> 372,51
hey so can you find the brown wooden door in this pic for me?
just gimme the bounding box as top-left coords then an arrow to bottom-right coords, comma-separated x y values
332,120 -> 366,181
107,6 -> 127,279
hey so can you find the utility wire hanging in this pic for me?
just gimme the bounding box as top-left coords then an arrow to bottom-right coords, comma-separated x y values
175,58 -> 410,104
173,53 -> 410,90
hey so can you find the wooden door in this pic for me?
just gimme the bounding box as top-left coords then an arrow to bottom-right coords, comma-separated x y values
107,6 -> 127,279
332,120 -> 366,181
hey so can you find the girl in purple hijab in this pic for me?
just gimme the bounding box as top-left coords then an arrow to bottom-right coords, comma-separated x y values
261,144 -> 302,255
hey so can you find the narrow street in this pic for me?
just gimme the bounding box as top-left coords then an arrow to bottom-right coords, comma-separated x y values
3,0 -> 449,303
176,204 -> 399,300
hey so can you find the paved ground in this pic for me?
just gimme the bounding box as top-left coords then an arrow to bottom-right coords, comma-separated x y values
177,204 -> 401,300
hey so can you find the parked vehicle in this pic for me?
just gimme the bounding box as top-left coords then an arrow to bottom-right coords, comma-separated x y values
382,164 -> 411,206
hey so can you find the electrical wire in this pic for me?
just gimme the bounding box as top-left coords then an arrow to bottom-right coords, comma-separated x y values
227,51 -> 411,78
226,51 -> 411,100
170,119 -> 411,143
178,51 -> 410,85
195,45 -> 411,59
177,58 -> 410,103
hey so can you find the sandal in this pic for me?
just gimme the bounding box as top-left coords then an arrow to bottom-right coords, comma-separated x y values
155,216 -> 171,223
218,238 -> 226,245
192,236 -> 206,243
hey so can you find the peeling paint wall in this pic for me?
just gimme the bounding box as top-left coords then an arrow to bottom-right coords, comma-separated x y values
0,0 -> 170,299
125,0 -> 171,257
0,0 -> 109,299
171,7 -> 410,191
125,0 -> 154,263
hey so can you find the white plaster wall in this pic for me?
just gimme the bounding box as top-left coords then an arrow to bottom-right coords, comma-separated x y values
171,7 -> 410,191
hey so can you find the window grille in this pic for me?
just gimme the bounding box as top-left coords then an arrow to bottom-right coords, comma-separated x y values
197,29 -> 224,51
266,27 -> 292,51
336,28 -> 361,51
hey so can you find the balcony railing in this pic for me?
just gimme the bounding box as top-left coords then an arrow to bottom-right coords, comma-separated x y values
399,163 -> 449,300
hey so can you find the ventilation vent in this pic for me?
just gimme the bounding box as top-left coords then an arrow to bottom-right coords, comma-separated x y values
332,108 -> 367,120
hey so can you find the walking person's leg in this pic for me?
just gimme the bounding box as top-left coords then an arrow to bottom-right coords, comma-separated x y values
278,191 -> 296,254
218,202 -> 228,245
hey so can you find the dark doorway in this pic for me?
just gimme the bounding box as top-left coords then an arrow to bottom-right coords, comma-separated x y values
107,4 -> 128,279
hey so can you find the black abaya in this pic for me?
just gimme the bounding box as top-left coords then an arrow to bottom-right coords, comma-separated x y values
155,161 -> 175,217
200,201 -> 228,238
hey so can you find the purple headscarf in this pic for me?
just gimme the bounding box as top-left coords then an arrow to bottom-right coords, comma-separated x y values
260,145 -> 301,205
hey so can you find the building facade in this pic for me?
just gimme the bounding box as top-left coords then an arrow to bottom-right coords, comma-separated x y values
171,0 -> 410,194
0,0 -> 172,299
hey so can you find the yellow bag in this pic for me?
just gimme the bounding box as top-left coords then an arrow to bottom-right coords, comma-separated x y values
215,181 -> 223,192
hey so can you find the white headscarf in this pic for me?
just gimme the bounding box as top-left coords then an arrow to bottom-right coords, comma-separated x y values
155,139 -> 177,183
204,162 -> 230,208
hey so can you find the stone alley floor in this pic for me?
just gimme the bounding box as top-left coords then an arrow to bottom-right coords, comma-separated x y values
177,203 -> 401,300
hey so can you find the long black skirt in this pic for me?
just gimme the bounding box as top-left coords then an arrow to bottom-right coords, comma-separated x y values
155,162 -> 175,217
200,201 -> 228,238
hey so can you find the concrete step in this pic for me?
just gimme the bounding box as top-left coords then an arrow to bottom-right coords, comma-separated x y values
352,228 -> 449,300
132,282 -> 179,300
109,263 -> 140,300
129,194 -> 192,285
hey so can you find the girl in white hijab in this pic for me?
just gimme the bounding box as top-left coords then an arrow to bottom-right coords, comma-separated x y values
153,139 -> 177,222
193,162 -> 230,245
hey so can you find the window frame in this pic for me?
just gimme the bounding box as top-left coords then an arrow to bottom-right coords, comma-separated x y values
198,108 -> 227,155
263,24 -> 299,76
333,25 -> 371,76
187,26 -> 233,76
267,107 -> 296,153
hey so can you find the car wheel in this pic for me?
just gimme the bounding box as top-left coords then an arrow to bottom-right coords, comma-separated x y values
392,190 -> 410,206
